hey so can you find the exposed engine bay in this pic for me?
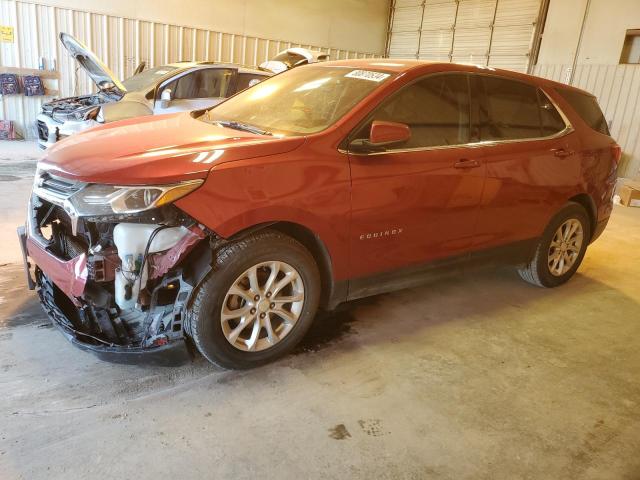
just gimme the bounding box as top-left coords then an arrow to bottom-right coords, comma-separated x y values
40,90 -> 121,123
25,172 -> 210,355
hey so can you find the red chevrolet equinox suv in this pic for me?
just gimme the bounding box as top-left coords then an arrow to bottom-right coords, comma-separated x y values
19,60 -> 620,368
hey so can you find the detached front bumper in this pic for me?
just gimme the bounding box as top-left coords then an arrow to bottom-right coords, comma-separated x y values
17,225 -> 192,366
49,309 -> 192,367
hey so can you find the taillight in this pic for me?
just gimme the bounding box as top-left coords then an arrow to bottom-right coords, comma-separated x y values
611,144 -> 622,164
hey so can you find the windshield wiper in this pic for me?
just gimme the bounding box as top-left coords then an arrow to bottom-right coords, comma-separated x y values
216,121 -> 272,136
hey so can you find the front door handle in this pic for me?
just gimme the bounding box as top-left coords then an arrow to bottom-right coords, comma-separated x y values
454,158 -> 481,169
552,148 -> 574,158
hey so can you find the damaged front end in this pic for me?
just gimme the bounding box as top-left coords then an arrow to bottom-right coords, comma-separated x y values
36,92 -> 121,148
19,171 -> 210,365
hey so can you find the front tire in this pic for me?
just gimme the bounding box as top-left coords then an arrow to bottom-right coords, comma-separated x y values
188,229 -> 320,369
518,202 -> 591,288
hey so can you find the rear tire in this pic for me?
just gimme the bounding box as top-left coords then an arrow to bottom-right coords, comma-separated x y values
187,229 -> 320,369
518,202 -> 591,288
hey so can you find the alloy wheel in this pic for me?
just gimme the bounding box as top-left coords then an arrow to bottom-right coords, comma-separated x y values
220,261 -> 305,352
547,219 -> 584,276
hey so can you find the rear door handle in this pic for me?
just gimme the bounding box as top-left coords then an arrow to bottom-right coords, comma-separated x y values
552,148 -> 574,158
454,158 -> 481,169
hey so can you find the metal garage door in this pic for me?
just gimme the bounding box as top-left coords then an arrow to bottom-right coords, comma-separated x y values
387,0 -> 545,73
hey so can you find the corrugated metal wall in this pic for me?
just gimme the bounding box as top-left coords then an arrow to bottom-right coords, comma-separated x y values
0,0 -> 379,139
533,64 -> 640,178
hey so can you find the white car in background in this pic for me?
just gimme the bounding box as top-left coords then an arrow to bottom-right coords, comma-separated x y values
36,33 -> 270,149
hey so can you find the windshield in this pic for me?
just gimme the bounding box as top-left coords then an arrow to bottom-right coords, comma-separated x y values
203,66 -> 394,135
122,65 -> 179,92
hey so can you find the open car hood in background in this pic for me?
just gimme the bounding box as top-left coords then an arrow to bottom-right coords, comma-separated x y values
59,32 -> 126,93
259,47 -> 329,74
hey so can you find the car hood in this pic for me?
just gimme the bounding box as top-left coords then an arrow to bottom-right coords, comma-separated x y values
40,112 -> 306,184
60,33 -> 126,93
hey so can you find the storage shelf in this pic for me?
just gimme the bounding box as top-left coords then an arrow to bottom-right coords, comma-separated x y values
0,66 -> 60,79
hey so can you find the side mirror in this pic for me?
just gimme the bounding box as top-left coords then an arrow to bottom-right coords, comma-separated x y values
369,120 -> 411,146
350,120 -> 411,153
133,61 -> 146,75
160,88 -> 172,109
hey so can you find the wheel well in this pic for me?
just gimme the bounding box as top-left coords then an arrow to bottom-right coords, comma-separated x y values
569,193 -> 597,238
268,222 -> 336,309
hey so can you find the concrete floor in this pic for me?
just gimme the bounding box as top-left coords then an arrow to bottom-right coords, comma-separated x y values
1,141 -> 639,480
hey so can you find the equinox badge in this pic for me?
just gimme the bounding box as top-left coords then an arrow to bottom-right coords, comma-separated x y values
360,228 -> 403,240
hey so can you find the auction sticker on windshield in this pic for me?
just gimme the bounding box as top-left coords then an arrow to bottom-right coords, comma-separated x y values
345,70 -> 390,82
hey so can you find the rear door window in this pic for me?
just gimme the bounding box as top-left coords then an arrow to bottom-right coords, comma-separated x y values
557,88 -> 609,135
359,73 -> 470,149
478,76 -> 541,141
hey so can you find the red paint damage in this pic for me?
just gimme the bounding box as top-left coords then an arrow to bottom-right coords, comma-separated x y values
26,237 -> 88,303
148,225 -> 206,279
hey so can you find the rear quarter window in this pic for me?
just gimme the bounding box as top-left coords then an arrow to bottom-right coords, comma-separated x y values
538,90 -> 567,136
557,89 -> 610,135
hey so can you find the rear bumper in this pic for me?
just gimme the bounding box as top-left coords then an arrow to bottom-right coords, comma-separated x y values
18,225 -> 192,366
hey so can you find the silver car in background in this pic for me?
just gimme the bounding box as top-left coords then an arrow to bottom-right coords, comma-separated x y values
36,33 -> 270,149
